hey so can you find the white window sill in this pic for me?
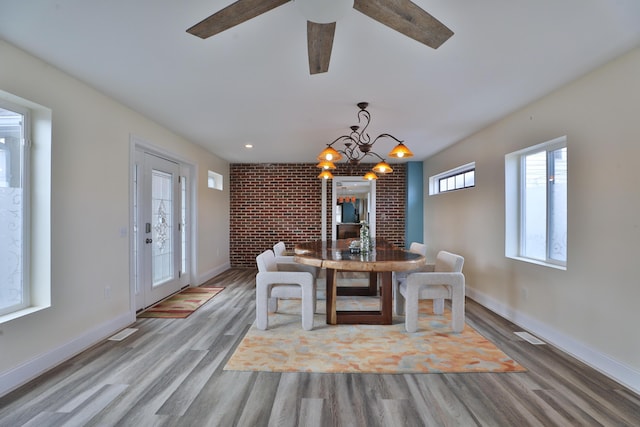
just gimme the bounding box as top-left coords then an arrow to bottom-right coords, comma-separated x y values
0,304 -> 50,325
506,255 -> 567,271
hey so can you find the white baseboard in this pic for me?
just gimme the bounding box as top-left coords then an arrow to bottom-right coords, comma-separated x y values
466,286 -> 640,395
0,311 -> 134,397
197,262 -> 231,285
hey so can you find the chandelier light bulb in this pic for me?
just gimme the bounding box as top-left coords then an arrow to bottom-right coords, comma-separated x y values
388,142 -> 414,159
372,161 -> 393,174
318,170 -> 334,180
317,146 -> 343,162
316,160 -> 336,170
363,171 -> 378,181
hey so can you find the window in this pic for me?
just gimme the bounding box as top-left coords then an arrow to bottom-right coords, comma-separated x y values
207,170 -> 223,191
0,91 -> 51,322
0,101 -> 29,316
429,162 -> 475,195
505,136 -> 567,268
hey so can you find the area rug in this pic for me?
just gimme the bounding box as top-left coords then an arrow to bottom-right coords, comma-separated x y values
224,297 -> 525,374
137,286 -> 223,318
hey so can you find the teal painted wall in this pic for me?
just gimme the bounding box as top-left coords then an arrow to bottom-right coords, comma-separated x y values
405,161 -> 424,247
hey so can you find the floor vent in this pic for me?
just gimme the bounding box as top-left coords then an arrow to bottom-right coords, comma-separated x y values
514,331 -> 546,345
108,328 -> 138,341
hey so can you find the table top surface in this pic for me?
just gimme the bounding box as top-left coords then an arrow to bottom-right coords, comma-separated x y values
294,239 -> 425,272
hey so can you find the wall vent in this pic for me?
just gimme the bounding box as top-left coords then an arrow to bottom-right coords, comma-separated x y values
514,331 -> 546,345
108,328 -> 138,341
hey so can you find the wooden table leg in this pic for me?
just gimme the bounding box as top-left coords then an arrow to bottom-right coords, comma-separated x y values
380,271 -> 392,324
368,271 -> 377,295
326,268 -> 337,325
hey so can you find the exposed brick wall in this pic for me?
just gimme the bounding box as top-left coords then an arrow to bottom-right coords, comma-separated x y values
372,165 -> 406,248
230,163 -> 406,267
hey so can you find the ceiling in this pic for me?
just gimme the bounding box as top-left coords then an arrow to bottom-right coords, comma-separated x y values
1,1 -> 639,164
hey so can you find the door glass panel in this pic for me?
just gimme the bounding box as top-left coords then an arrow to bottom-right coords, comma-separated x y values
181,176 -> 187,274
152,169 -> 173,287
133,163 -> 140,295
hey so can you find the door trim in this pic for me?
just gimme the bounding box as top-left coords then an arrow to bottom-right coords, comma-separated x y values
129,135 -> 197,315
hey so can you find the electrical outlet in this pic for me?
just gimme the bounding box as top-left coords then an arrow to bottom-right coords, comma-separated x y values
104,286 -> 111,299
521,287 -> 529,300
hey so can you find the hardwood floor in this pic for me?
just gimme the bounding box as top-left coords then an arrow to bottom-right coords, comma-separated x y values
1,268 -> 638,426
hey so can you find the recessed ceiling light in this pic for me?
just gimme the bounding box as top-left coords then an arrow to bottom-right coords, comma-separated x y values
244,144 -> 253,149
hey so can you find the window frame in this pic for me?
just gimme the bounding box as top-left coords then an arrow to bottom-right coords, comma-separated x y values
0,90 -> 51,324
0,98 -> 31,316
207,170 -> 223,191
505,136 -> 567,269
428,162 -> 475,195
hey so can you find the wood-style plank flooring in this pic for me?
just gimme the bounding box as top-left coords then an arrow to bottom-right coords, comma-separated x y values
1,268 -> 639,426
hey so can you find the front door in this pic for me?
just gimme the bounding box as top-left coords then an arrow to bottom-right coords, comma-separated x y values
135,151 -> 183,309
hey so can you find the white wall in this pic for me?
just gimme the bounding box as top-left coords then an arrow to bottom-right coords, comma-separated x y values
0,41 -> 230,395
424,47 -> 640,392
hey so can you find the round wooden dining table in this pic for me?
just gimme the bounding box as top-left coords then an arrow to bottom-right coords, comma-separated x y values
294,239 -> 425,325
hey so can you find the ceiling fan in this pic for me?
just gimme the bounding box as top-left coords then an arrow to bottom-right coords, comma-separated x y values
187,0 -> 453,75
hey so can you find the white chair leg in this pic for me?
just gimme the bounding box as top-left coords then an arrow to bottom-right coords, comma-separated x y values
312,282 -> 318,314
301,284 -> 314,331
451,286 -> 465,333
268,297 -> 278,313
433,298 -> 445,315
395,282 -> 406,315
404,287 -> 420,333
256,286 -> 270,330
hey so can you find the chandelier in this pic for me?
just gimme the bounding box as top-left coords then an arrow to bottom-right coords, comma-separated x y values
316,102 -> 413,180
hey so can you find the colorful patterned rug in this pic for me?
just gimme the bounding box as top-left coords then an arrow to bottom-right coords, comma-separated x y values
137,286 -> 223,318
225,296 -> 525,374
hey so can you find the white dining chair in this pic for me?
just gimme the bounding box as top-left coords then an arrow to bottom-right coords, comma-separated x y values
255,249 -> 317,331
396,250 -> 465,333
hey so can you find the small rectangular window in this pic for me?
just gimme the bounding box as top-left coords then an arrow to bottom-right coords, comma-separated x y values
429,162 -> 475,195
207,170 -> 223,191
464,170 -> 475,187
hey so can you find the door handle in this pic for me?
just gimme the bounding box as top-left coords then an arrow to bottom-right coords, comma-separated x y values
146,238 -> 153,244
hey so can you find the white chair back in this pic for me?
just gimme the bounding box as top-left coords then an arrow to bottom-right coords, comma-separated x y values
434,251 -> 464,273
256,250 -> 277,273
273,241 -> 287,257
408,242 -> 427,256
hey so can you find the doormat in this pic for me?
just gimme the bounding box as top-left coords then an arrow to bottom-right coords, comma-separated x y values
137,286 -> 223,318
